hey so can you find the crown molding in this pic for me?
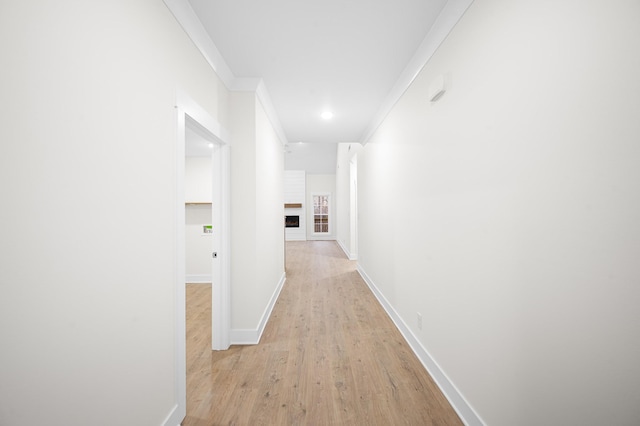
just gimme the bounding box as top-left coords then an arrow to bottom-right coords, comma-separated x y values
163,0 -> 472,148
163,0 -> 235,86
359,0 -> 475,145
254,79 -> 289,145
163,0 -> 288,145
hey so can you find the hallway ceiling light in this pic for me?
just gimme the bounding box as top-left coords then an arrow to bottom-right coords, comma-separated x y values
321,111 -> 333,120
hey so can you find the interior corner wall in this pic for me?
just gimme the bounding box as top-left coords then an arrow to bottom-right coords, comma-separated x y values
0,2 -> 231,425
357,1 -> 640,425
306,174 -> 336,241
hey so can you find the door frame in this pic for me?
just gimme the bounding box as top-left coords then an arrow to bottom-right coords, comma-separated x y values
349,156 -> 358,259
172,91 -> 231,423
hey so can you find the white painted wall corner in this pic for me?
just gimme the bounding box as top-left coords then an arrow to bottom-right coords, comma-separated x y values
162,403 -> 181,426
230,272 -> 286,345
337,239 -> 357,260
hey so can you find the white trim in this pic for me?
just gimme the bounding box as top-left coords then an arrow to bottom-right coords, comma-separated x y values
214,143 -> 232,350
178,91 -> 231,145
173,102 -> 187,425
359,0 -> 474,145
209,141 -> 231,351
255,80 -> 289,145
164,0 -> 472,147
173,92 -> 232,424
230,272 -> 286,345
229,329 -> 261,345
349,157 -> 359,260
185,274 -> 212,284
285,235 -> 307,242
307,236 -> 336,242
357,264 -> 485,426
162,0 -> 235,87
162,403 -> 181,426
163,0 -> 288,146
336,239 -> 357,260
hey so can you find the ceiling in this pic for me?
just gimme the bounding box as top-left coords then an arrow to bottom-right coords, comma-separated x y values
179,0 -> 468,172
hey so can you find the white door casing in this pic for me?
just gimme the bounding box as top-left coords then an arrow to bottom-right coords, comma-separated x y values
170,91 -> 231,425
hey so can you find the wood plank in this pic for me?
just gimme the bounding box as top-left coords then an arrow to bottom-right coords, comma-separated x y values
183,241 -> 462,425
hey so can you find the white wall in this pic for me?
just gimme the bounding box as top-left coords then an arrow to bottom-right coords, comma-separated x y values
0,1 -> 229,425
356,1 -> 640,425
229,92 -> 285,339
255,95 -> 285,327
185,204 -> 212,282
306,174 -> 336,240
185,157 -> 213,203
229,92 -> 258,332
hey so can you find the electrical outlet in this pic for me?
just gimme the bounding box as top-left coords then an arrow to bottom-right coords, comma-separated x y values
417,312 -> 422,330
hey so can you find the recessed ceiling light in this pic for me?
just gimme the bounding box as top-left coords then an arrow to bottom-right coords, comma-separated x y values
321,111 -> 333,120
208,143 -> 214,148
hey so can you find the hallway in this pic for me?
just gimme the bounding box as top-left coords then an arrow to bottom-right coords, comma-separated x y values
183,241 -> 462,425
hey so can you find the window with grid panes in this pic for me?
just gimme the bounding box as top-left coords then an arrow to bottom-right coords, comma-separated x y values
313,194 -> 329,233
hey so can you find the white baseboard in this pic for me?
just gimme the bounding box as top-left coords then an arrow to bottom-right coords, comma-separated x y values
307,235 -> 337,241
230,272 -> 286,345
162,403 -> 183,426
229,328 -> 259,345
337,239 -> 357,260
357,265 -> 485,426
185,274 -> 211,284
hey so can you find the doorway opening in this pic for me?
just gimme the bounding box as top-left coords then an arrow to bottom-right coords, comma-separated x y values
350,156 -> 358,259
171,92 -> 231,424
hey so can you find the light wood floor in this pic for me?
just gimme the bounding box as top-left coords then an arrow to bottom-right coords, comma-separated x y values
183,241 -> 462,425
